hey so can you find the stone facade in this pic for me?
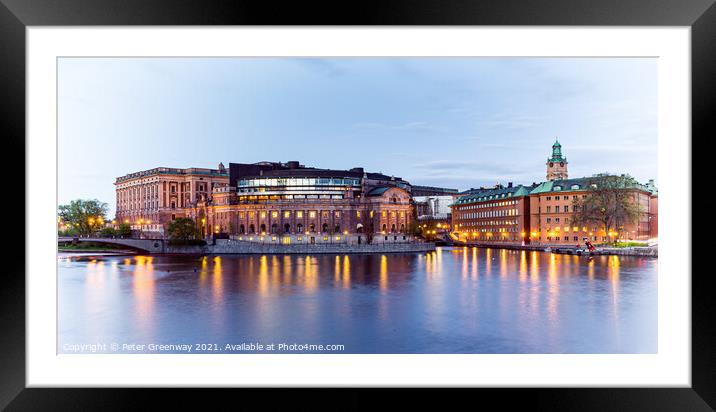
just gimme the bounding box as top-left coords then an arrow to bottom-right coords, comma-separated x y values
115,164 -> 229,236
185,161 -> 415,245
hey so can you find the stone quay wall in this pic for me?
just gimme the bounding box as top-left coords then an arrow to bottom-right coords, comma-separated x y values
165,239 -> 436,255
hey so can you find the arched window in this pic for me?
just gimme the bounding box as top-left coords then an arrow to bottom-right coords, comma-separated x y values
249,224 -> 255,234
400,223 -> 405,233
260,223 -> 266,234
391,224 -> 396,233
271,223 -> 277,234
284,223 -> 291,234
322,223 -> 328,233
239,224 -> 245,234
297,223 -> 303,233
382,224 -> 387,232
309,223 -> 316,233
334,224 -> 340,233
356,223 -> 363,233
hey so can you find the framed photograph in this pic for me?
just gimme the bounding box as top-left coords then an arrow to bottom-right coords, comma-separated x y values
3,0 -> 712,408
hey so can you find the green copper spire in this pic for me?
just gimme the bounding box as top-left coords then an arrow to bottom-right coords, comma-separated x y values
548,138 -> 567,162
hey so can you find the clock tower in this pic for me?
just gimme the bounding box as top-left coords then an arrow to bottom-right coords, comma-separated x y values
546,138 -> 568,181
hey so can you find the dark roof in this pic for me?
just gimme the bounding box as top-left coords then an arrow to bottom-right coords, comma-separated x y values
365,186 -> 392,196
530,176 -> 657,195
453,184 -> 533,205
229,161 -> 409,185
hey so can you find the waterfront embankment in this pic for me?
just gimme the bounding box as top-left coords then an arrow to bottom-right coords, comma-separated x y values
452,242 -> 657,257
165,239 -> 436,255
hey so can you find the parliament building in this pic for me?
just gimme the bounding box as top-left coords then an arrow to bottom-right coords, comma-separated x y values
116,161 -> 417,245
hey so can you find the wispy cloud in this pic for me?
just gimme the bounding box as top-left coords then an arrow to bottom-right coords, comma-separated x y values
476,114 -> 545,130
352,121 -> 446,133
290,58 -> 346,77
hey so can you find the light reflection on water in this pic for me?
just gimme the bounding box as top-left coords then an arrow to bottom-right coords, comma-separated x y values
58,247 -> 656,354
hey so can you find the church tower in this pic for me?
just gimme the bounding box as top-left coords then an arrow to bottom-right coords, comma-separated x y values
546,138 -> 568,181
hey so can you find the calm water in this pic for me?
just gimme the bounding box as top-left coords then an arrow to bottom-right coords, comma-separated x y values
58,248 -> 657,354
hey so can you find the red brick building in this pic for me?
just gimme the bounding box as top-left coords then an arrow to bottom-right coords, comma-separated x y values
450,139 -> 658,246
450,183 -> 534,244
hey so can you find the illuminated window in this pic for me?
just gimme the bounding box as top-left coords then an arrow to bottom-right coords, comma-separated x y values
284,211 -> 290,218
297,211 -> 303,218
323,236 -> 329,241
335,236 -> 341,241
382,211 -> 387,218
356,211 -> 361,218
271,211 -> 278,218
260,211 -> 266,219
309,211 -> 316,218
249,211 -> 255,218
335,211 -> 341,218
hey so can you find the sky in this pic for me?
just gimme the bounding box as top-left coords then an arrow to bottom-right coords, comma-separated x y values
58,57 -> 657,217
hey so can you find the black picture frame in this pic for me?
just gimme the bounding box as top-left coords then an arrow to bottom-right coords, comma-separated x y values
1,0 -> 711,409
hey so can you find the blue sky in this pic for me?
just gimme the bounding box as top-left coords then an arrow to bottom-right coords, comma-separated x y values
58,57 -> 657,217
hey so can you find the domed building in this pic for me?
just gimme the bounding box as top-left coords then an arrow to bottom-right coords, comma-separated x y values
190,161 -> 416,245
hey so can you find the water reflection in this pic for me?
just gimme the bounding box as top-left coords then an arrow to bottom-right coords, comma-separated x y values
58,248 -> 657,354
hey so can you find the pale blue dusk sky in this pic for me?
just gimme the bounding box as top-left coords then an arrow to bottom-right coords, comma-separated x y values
58,57 -> 657,217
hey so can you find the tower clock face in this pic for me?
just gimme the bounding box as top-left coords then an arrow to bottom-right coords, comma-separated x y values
549,162 -> 554,167
560,162 -> 564,167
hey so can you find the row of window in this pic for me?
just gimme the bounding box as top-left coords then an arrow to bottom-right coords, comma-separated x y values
460,208 -> 519,219
238,177 -> 361,188
544,194 -> 586,201
459,199 -> 518,209
459,220 -> 518,227
233,210 -> 405,219
233,222 -> 407,235
542,226 -> 595,233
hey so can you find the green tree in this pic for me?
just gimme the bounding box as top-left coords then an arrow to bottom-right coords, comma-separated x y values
57,199 -> 108,237
167,218 -> 198,240
571,174 -> 643,244
116,223 -> 132,238
100,227 -> 116,237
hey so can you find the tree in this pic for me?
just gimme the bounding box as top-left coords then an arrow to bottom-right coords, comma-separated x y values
100,227 -> 116,238
57,199 -> 108,237
167,218 -> 198,240
116,223 -> 132,238
571,174 -> 642,244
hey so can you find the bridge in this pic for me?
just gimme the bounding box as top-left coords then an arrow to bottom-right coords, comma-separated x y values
58,237 -> 166,253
